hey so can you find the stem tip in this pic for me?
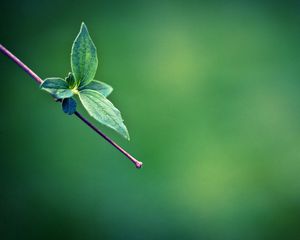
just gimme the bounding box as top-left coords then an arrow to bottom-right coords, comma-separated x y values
135,161 -> 143,169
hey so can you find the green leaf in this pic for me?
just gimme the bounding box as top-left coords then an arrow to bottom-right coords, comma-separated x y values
79,80 -> 113,97
79,89 -> 130,140
62,97 -> 77,115
65,72 -> 76,88
41,78 -> 73,99
71,22 -> 98,88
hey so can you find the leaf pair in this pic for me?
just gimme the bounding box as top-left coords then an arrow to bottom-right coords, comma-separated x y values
41,75 -> 112,100
41,23 -> 129,140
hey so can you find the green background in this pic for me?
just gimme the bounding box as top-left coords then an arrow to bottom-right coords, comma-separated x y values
1,0 -> 300,239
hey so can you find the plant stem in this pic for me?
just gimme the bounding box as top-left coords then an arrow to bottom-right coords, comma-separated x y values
0,44 -> 142,169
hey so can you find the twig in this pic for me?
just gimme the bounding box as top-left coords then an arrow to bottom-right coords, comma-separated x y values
0,44 -> 142,169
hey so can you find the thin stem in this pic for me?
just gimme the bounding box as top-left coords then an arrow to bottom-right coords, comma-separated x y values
0,44 -> 43,84
0,44 -> 142,169
74,111 -> 142,168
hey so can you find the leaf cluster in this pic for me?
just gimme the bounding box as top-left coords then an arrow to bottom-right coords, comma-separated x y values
41,23 -> 129,140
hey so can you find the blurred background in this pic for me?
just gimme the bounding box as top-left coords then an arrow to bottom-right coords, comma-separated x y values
1,0 -> 300,239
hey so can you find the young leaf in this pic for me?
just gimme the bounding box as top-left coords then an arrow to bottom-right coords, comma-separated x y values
71,22 -> 98,88
62,97 -> 77,115
79,80 -> 113,97
79,89 -> 130,140
65,72 -> 76,88
41,78 -> 73,99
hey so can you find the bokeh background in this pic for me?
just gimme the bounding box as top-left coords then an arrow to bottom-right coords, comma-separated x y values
1,0 -> 300,239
